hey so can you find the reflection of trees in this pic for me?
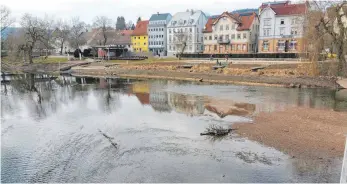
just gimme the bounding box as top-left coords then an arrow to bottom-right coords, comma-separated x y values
3,74 -> 80,120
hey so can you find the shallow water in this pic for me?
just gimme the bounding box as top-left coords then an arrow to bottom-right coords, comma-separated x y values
1,74 -> 346,182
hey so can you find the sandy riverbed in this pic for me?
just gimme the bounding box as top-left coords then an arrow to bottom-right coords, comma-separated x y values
232,107 -> 347,160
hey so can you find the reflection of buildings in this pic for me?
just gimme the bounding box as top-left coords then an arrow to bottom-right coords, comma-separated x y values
167,93 -> 205,115
150,91 -> 172,112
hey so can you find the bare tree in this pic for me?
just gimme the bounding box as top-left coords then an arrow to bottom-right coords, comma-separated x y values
53,19 -> 70,55
19,13 -> 49,63
126,20 -> 134,30
173,29 -> 188,60
306,1 -> 347,76
0,5 -> 15,35
93,16 -> 112,45
69,17 -> 86,49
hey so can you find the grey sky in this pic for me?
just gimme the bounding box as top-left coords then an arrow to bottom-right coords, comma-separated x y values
2,0 -> 268,25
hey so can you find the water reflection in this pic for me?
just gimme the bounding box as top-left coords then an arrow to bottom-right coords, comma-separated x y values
1,75 -> 346,183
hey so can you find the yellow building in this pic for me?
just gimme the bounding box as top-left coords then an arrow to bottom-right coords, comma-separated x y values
131,20 -> 149,52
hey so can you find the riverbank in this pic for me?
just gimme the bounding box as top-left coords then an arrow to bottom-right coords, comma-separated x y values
233,107 -> 347,160
71,62 -> 339,88
2,60 -> 341,88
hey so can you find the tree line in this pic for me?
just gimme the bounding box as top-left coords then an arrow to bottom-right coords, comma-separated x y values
0,5 -> 138,63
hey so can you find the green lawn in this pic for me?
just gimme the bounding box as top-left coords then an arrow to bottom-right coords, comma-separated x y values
106,57 -> 185,64
33,57 -> 68,63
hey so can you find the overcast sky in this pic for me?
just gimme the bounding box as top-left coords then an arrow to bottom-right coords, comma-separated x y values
2,0 -> 269,26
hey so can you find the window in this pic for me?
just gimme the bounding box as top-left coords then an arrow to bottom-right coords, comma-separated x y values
263,41 -> 269,51
237,44 -> 241,51
232,24 -> 235,29
280,19 -> 285,25
280,27 -> 285,35
214,35 -> 218,40
291,27 -> 298,35
156,35 -> 159,38
232,44 -> 235,51
231,34 -> 235,39
290,40 -> 297,50
169,45 -> 171,50
220,25 -> 223,31
173,46 -> 176,51
292,18 -> 299,25
134,43 -> 136,45
243,44 -> 247,51
209,36 -> 212,40
189,45 -> 192,51
237,34 -> 241,39
169,35 -> 172,41
144,42 -> 146,45
169,29 -> 172,33
189,35 -> 192,41
138,37 -> 140,39
134,37 -> 136,40
189,28 -> 192,32
263,28 -> 271,36
219,35 -> 223,40
264,19 -> 271,26
225,34 -> 229,40
277,40 -> 285,51
143,37 -> 146,39
197,27 -> 199,33
243,33 -> 247,39
226,25 -> 229,30
214,45 -> 217,51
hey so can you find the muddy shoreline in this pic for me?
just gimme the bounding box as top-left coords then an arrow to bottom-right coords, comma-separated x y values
71,67 -> 339,88
232,107 -> 347,160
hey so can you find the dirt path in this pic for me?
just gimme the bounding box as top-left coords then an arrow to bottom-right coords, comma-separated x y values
232,107 -> 347,160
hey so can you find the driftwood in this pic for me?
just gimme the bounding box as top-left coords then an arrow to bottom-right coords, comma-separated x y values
98,129 -> 118,148
200,124 -> 235,136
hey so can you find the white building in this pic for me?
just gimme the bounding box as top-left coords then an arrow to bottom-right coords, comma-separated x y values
258,2 -> 307,53
167,10 -> 208,57
148,13 -> 172,56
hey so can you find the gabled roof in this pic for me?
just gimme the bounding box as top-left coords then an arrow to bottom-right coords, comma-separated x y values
132,20 -> 149,36
88,30 -> 131,46
260,3 -> 307,16
168,10 -> 206,27
203,17 -> 217,33
237,12 -> 257,31
203,11 -> 257,33
149,13 -> 171,21
271,3 -> 307,15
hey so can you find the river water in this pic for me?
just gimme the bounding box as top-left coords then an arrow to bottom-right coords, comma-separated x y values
1,74 -> 346,182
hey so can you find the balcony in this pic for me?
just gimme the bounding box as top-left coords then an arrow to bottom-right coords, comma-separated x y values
217,38 -> 230,44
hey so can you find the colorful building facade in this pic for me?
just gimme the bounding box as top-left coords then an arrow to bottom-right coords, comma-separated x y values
203,11 -> 259,54
131,20 -> 149,52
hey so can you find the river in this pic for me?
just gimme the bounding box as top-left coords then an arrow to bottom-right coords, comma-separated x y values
1,74 -> 346,182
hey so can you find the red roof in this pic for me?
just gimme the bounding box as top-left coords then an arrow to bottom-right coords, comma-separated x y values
203,18 -> 217,33
237,13 -> 257,31
203,12 -> 257,32
121,30 -> 133,36
271,3 -> 307,15
132,20 -> 149,36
